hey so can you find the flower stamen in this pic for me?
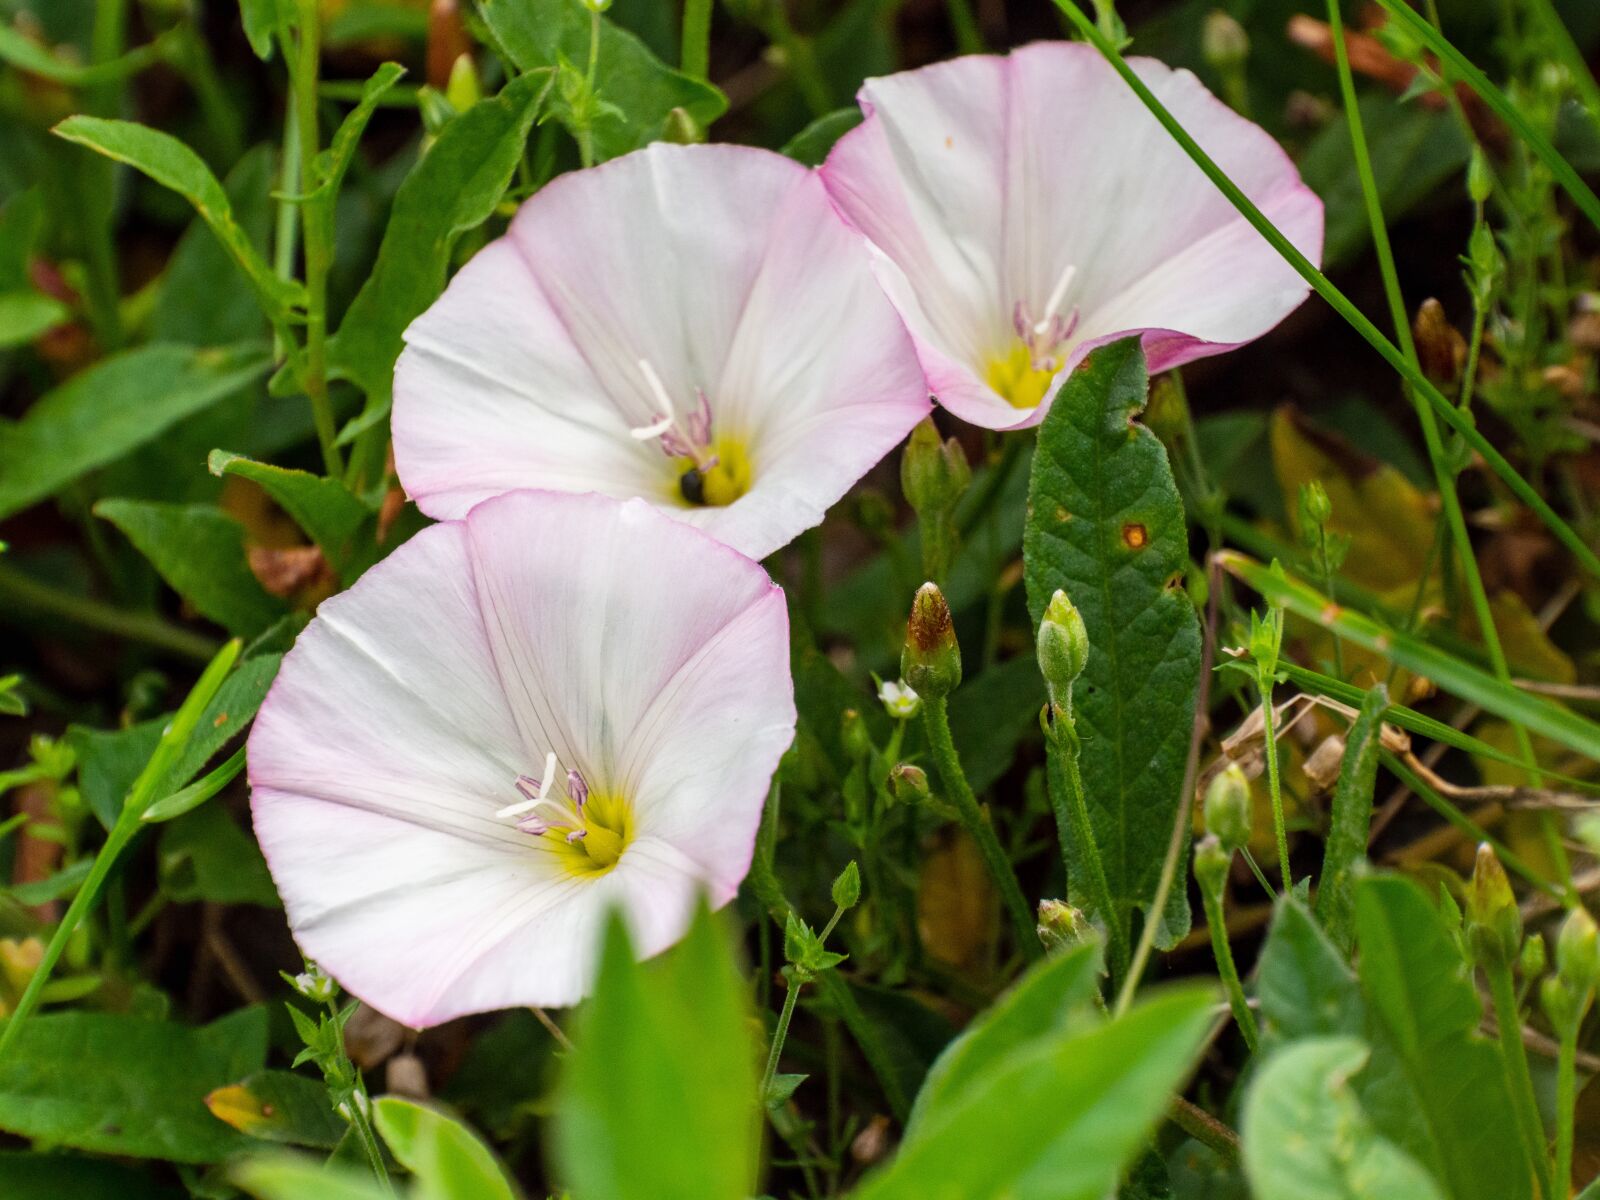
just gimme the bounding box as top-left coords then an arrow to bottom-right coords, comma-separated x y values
628,358 -> 751,508
499,751 -> 630,875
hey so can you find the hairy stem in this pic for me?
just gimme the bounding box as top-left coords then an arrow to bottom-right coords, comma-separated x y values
1045,716 -> 1127,979
1486,959 -> 1555,1200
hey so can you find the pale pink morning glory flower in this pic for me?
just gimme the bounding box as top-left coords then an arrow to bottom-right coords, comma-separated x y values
392,142 -> 930,561
246,490 -> 795,1026
820,42 -> 1324,431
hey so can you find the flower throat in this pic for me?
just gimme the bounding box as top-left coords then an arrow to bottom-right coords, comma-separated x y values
630,359 -> 751,507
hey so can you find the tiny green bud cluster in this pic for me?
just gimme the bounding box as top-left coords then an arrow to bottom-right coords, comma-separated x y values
1036,899 -> 1096,956
902,583 -> 962,699
889,763 -> 930,805
1036,589 -> 1090,712
1193,834 -> 1231,895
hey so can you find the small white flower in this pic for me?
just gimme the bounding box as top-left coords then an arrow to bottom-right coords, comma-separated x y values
877,679 -> 921,720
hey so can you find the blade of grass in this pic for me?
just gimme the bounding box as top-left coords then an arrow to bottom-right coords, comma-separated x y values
1047,0 -> 1600,582
1368,0 -> 1600,232
1219,551 -> 1600,764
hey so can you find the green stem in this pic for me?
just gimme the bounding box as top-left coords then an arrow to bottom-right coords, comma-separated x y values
1557,1003 -> 1583,1198
290,0 -> 342,477
1324,0 -> 1547,811
763,11 -> 831,117
759,975 -> 804,1106
1257,677 -> 1291,891
1049,0 -> 1600,582
1044,717 -> 1127,979
944,0 -> 985,54
922,697 -> 1040,960
1486,959 -> 1555,1200
1199,873 -> 1259,1053
0,564 -> 219,661
681,0 -> 712,80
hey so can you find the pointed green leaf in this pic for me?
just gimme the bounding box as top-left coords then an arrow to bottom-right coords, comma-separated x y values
1243,1037 -> 1446,1200
309,63 -> 406,208
555,904 -> 757,1200
0,343 -> 272,521
1023,337 -> 1201,945
372,1098 -> 514,1200
1257,894 -> 1362,1047
208,451 -> 378,585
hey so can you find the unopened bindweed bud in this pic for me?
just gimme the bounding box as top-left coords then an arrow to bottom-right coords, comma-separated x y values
1204,764 -> 1252,853
1202,11 -> 1249,70
902,583 -> 961,699
445,52 -> 481,113
663,106 -> 702,144
832,860 -> 862,911
901,418 -> 970,517
1542,973 -> 1577,1031
1466,843 -> 1521,965
1037,589 -> 1090,710
1299,479 -> 1332,530
1037,899 -> 1095,955
1557,907 -> 1600,994
1414,299 -> 1464,386
877,679 -> 921,721
890,763 -> 930,805
1467,147 -> 1492,205
1193,834 -> 1231,895
840,708 -> 871,761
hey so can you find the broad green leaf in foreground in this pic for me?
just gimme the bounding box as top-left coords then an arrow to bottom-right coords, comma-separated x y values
0,1008 -> 268,1162
905,941 -> 1101,1139
1023,337 -> 1201,945
205,1071 -> 347,1148
95,499 -> 288,637
233,1157 -> 391,1200
1242,1036 -> 1446,1200
554,905 -> 757,1200
0,1152 -> 182,1200
52,117 -> 304,320
480,0 -> 726,161
373,1097 -> 516,1200
327,69 -> 550,408
853,984 -> 1214,1200
0,343 -> 272,522
208,451 -> 379,585
1256,893 -> 1362,1047
1354,876 -> 1531,1200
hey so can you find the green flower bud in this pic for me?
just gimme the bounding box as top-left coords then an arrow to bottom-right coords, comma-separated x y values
444,52 -> 481,114
1144,373 -> 1190,448
1036,899 -> 1096,956
889,763 -> 930,805
1542,973 -> 1576,1031
900,418 -> 970,517
1467,146 -> 1492,205
1201,10 -> 1249,70
1203,764 -> 1252,853
1466,843 -> 1521,965
1193,834 -> 1232,895
840,708 -> 871,761
902,583 -> 962,699
662,106 -> 702,145
832,861 -> 862,911
1519,931 -> 1547,980
1298,479 -> 1333,530
1557,906 -> 1600,994
1037,589 -> 1090,709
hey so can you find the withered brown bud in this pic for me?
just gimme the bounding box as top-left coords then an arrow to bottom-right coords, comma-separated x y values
1413,299 -> 1465,386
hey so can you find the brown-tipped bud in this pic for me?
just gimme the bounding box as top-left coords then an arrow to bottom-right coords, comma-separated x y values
1202,10 -> 1249,70
1036,589 -> 1089,709
1203,764 -> 1252,853
1557,907 -> 1600,994
901,418 -> 970,517
1413,299 -> 1465,386
1036,899 -> 1096,956
902,583 -> 961,699
1466,843 -> 1521,965
889,763 -> 930,805
1193,835 -> 1232,895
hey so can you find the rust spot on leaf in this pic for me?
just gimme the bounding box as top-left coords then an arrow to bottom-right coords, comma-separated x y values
1121,522 -> 1148,550
1055,505 -> 1071,523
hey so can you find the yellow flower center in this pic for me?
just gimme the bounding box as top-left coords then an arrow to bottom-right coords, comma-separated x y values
546,791 -> 633,878
676,435 -> 752,508
985,341 -> 1058,410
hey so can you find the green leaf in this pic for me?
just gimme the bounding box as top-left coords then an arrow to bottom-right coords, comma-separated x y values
0,25 -> 169,88
95,499 -> 288,637
1221,552 -> 1600,764
158,801 -> 279,907
554,904 -> 757,1200
372,1097 -> 515,1200
208,451 -> 378,585
52,117 -> 304,320
236,0 -> 287,59
780,107 -> 863,165
0,1152 -> 182,1200
853,985 -> 1214,1200
1314,684 -> 1388,951
7,860 -> 92,905
205,1071 -> 347,1148
1353,875 -> 1529,1200
142,746 -> 246,823
0,292 -> 67,349
233,1157 -> 392,1200
1023,337 -> 1201,945
905,942 -> 1101,1140
0,343 -> 272,522
309,63 -> 407,207
1256,893 -> 1362,1046
1242,1036 -> 1446,1200
945,654 -> 1045,794
0,1008 -> 268,1162
480,0 -> 725,161
327,69 -> 549,406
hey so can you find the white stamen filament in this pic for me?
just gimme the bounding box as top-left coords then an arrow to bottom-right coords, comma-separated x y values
496,751 -> 558,818
1036,263 -> 1077,334
630,358 -> 679,442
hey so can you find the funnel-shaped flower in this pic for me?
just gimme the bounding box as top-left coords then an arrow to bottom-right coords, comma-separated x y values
820,42 -> 1323,430
247,491 -> 795,1026
392,143 -> 930,561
